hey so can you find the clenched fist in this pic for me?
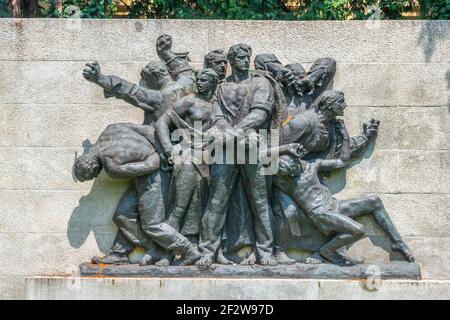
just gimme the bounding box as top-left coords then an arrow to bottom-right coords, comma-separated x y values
156,34 -> 172,54
363,118 -> 380,138
83,61 -> 101,83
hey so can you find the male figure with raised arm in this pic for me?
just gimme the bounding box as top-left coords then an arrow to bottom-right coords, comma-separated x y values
80,35 -> 196,265
82,35 -> 195,125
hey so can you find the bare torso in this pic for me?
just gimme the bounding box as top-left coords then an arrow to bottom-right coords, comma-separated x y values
183,95 -> 213,129
273,161 -> 333,213
98,124 -> 155,166
219,78 -> 251,122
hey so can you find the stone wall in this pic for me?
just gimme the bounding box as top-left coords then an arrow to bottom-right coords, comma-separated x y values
0,19 -> 449,299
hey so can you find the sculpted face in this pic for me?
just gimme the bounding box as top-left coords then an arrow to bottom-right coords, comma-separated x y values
141,68 -> 161,89
204,50 -> 227,80
331,96 -> 347,116
231,51 -> 251,73
140,61 -> 169,89
196,73 -> 212,94
209,58 -> 227,80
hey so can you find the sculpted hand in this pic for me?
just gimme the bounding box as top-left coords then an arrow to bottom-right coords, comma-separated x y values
165,149 -> 174,165
83,61 -> 101,83
244,131 -> 260,149
277,68 -> 295,86
363,118 -> 380,137
286,143 -> 307,158
205,127 -> 223,140
294,78 -> 314,96
156,35 -> 172,54
160,150 -> 174,172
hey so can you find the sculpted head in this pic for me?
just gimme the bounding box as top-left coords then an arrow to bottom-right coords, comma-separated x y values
314,90 -> 346,118
141,60 -> 170,89
307,57 -> 336,90
196,68 -> 219,96
285,63 -> 314,97
227,43 -> 252,73
204,50 -> 227,81
285,63 -> 306,79
278,155 -> 303,177
73,152 -> 102,182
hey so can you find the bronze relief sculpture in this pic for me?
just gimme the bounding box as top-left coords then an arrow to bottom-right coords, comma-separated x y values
76,35 -> 419,279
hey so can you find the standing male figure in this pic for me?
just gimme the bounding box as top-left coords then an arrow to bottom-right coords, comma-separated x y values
204,49 -> 257,264
196,43 -> 283,267
156,69 -> 219,245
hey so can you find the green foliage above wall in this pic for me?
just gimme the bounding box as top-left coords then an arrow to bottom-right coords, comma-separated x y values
128,0 -> 295,19
0,0 -> 116,18
420,0 -> 450,19
0,0 -> 448,19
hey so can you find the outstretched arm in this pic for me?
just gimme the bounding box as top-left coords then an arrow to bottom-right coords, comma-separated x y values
349,119 -> 380,159
336,119 -> 351,162
315,158 -> 349,171
156,35 -> 195,93
103,154 -> 160,179
83,62 -> 135,97
260,143 -> 306,162
317,120 -> 351,171
259,143 -> 307,164
83,62 -> 162,112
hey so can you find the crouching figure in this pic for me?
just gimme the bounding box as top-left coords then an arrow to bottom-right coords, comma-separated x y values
73,123 -> 202,266
272,126 -> 414,266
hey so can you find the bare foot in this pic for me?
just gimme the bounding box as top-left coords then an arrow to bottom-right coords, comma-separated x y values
240,252 -> 256,265
180,252 -> 201,266
275,251 -> 295,265
392,241 -> 415,262
139,253 -> 153,266
304,252 -> 324,264
195,255 -> 213,268
91,252 -> 128,265
320,250 -> 363,266
217,250 -> 235,265
258,255 -> 278,266
155,258 -> 170,267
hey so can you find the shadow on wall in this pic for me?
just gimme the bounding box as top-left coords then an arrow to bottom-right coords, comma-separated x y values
418,20 -> 449,63
67,170 -> 128,255
327,136 -> 376,196
326,138 -> 408,261
418,21 -> 450,110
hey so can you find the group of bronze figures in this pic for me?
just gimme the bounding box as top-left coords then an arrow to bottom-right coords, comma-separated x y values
74,35 -> 415,268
